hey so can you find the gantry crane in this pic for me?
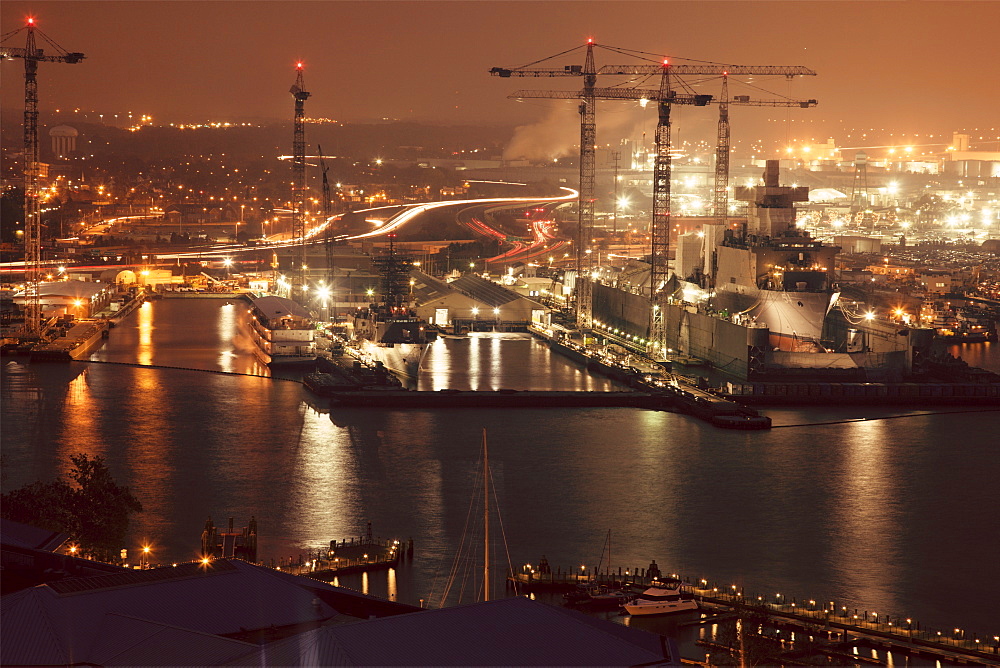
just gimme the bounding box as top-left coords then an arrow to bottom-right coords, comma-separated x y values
290,62 -> 310,296
1,18 -> 84,338
492,43 -> 815,333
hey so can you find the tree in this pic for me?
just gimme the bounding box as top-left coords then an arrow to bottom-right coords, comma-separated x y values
1,453 -> 142,562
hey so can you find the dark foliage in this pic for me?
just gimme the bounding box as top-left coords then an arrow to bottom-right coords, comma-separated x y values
1,453 -> 142,562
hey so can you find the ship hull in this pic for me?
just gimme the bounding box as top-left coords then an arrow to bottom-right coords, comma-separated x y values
711,285 -> 835,342
358,339 -> 428,379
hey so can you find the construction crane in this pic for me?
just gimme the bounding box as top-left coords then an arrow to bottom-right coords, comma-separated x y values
492,43 -> 815,333
318,145 -> 337,301
290,61 -> 310,298
714,82 -> 819,227
493,40 -> 599,324
1,18 -> 84,338
506,76 -> 813,323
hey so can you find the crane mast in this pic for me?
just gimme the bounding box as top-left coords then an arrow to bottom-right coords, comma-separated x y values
576,40 -> 597,327
491,44 -> 816,349
715,75 -> 731,227
1,18 -> 84,338
290,62 -> 310,297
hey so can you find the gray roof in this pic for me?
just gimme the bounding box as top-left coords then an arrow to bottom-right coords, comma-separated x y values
228,596 -> 675,666
449,275 -> 531,308
409,269 -> 457,304
250,295 -> 312,320
0,559 -> 417,666
15,280 -> 110,299
0,518 -> 69,552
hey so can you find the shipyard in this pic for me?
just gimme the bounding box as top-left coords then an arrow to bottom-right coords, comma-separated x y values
2,2 -> 999,666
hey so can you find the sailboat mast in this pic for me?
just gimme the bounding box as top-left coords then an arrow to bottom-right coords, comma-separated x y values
483,428 -> 490,602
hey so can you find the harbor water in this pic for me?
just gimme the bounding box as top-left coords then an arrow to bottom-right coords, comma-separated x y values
2,299 -> 998,637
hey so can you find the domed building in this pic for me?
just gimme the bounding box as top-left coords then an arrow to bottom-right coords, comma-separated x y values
49,125 -> 78,158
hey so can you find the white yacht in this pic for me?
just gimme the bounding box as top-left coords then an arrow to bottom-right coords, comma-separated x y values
622,579 -> 698,616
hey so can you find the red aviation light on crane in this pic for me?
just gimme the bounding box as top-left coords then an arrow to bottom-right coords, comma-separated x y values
587,37 -> 594,44
27,17 -> 35,25
296,61 -> 304,70
662,59 -> 670,67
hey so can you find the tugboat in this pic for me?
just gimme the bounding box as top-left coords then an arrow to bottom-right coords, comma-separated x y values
350,237 -> 433,382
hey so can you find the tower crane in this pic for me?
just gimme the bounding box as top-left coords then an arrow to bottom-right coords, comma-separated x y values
492,43 -> 815,334
318,145 -> 338,300
493,40 -> 599,324
290,62 -> 310,297
1,18 -> 84,338
714,79 -> 819,227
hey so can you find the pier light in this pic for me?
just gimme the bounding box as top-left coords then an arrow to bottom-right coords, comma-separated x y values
201,557 -> 211,565
69,545 -> 77,554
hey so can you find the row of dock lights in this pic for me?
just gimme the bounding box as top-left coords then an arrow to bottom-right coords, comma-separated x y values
689,578 -> 999,652
592,320 -> 650,346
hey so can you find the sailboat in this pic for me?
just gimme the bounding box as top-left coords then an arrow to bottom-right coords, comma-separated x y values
563,530 -> 630,609
434,428 -> 512,607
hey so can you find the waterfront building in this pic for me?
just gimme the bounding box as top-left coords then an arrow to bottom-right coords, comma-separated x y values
12,280 -> 114,319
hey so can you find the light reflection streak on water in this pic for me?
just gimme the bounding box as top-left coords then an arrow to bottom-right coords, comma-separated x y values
282,400 -> 361,552
58,368 -> 103,469
121,367 -> 171,546
830,418 -> 900,614
137,301 -> 154,366
217,302 -> 237,373
387,567 -> 397,601
489,336 -> 502,388
468,336 -> 482,391
361,571 -> 369,595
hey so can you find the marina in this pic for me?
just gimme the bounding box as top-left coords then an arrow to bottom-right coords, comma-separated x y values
3,275 -> 998,662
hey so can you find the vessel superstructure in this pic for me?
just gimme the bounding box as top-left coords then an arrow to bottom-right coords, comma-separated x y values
246,295 -> 317,365
349,239 -> 432,381
678,160 -> 840,352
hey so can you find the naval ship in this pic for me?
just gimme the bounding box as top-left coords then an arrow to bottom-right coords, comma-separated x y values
676,160 -> 840,352
349,241 -> 433,381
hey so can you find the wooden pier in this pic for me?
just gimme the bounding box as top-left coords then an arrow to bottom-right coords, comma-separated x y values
273,530 -> 414,581
509,561 -> 998,665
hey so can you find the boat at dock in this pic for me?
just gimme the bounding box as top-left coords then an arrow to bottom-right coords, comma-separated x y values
29,319 -> 108,362
622,578 -> 699,616
245,295 -> 317,366
349,240 -> 432,382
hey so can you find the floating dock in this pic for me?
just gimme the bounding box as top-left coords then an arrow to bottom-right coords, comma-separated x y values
29,320 -> 108,361
328,389 -> 666,408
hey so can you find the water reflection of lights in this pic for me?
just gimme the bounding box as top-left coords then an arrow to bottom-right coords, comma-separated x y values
59,369 -> 103,465
286,403 -> 360,552
137,301 -> 154,366
830,418 -> 902,613
217,302 -> 237,373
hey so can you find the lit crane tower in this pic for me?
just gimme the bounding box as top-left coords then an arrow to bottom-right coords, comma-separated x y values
576,40 -> 598,326
493,44 -> 815,333
715,74 -> 731,227
713,79 -> 819,229
1,18 -> 84,338
318,145 -> 337,293
290,61 -> 310,296
491,40 -> 600,327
